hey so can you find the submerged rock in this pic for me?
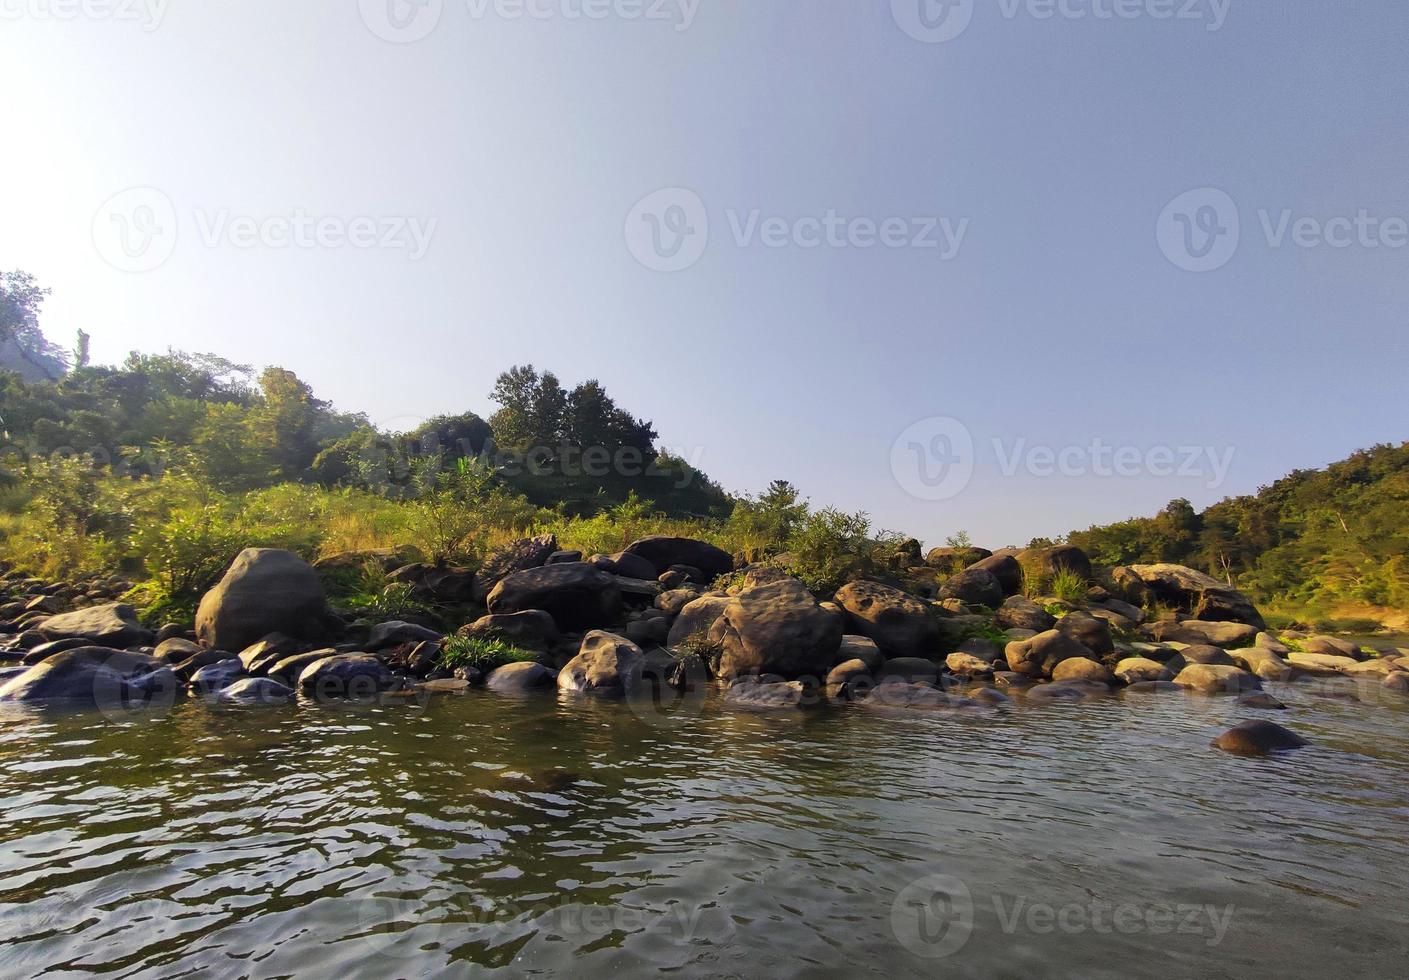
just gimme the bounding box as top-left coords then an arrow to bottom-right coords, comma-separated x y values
297,655 -> 393,699
220,677 -> 294,703
557,631 -> 645,696
0,647 -> 175,708
36,603 -> 152,649
1212,720 -> 1307,756
484,661 -> 554,692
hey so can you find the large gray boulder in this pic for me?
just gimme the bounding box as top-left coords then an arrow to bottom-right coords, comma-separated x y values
557,631 -> 645,696
471,534 -> 558,603
833,580 -> 944,659
1113,564 -> 1265,629
484,661 -> 554,692
969,554 -> 1023,596
1174,663 -> 1262,694
197,549 -> 327,653
1055,611 -> 1115,657
37,603 -> 151,648
623,536 -> 734,580
0,647 -> 175,708
714,578 -> 842,680
486,563 -> 622,631
666,595 -> 732,652
1149,620 -> 1259,649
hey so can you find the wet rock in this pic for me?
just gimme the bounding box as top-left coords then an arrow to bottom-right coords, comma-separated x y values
625,617 -> 669,647
874,657 -> 940,685
36,602 -> 152,649
0,647 -> 175,708
1228,646 -> 1294,681
190,658 -> 247,695
557,631 -> 645,696
666,595 -> 732,653
1150,620 -> 1259,649
20,637 -> 95,665
1212,720 -> 1307,756
197,549 -> 327,653
366,621 -> 443,652
265,650 -> 339,686
834,635 -> 884,670
239,634 -> 304,675
484,661 -> 555,692
1238,692 -> 1287,710
486,563 -> 623,631
459,610 -> 563,654
1382,673 -> 1409,694
220,677 -> 294,703
724,678 -> 812,710
1125,680 -> 1184,693
153,637 -> 202,665
297,655 -> 393,699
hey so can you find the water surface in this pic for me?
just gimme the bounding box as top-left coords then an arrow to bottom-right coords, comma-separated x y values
2,681 -> 1407,978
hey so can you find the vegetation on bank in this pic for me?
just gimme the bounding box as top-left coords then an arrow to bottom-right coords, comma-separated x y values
1,271 -> 1404,632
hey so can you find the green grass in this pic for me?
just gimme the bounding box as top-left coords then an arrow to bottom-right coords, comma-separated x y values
437,635 -> 541,674
1049,569 -> 1089,604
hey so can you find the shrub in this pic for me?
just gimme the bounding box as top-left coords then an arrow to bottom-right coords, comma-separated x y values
438,635 -> 541,674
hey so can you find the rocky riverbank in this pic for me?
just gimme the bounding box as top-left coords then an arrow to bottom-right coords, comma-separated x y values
2,538 -> 1406,757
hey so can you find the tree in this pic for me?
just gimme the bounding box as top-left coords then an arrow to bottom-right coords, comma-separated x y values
253,367 -> 325,479
74,330 -> 91,369
0,270 -> 48,343
488,365 -> 568,451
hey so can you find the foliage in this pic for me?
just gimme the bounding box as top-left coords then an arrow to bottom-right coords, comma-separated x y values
1048,569 -> 1090,604
787,507 -> 900,595
437,635 -> 541,674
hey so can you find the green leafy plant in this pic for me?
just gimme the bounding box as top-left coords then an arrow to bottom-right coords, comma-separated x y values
437,635 -> 541,674
1049,569 -> 1090,604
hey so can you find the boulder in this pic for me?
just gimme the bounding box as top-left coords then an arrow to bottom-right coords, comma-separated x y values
1211,721 -> 1307,756
1382,673 -> 1409,694
171,648 -> 239,682
994,596 -> 1056,633
485,661 -> 555,692
1175,664 -> 1262,694
953,636 -> 1002,664
724,679 -> 811,710
557,631 -> 645,696
1287,652 -> 1361,676
153,637 -> 202,665
1228,646 -> 1294,681
196,549 -> 327,653
220,677 -> 294,703
1004,630 -> 1091,678
925,546 -> 993,570
968,554 -> 1023,596
189,658 -> 247,695
20,637 -> 96,665
656,587 -> 705,616
297,655 -> 393,699
366,621 -> 443,652
547,550 -> 583,565
265,650 -> 339,686
938,568 -> 1005,609
826,658 -> 873,690
1113,564 -> 1265,629
1055,611 -> 1115,657
625,617 -> 669,647
1174,645 -> 1237,667
1149,620 -> 1259,649
588,551 -> 657,581
0,647 -> 175,708
1113,657 -> 1172,684
1051,657 -> 1113,684
471,534 -> 558,602
834,635 -> 884,670
946,652 -> 995,676
1019,545 -> 1092,583
666,595 -> 732,653
623,536 -> 734,580
36,602 -> 151,648
714,578 -> 842,680
1093,597 -> 1145,625
833,580 -> 944,659
1303,636 -> 1363,659
239,634 -> 304,675
486,563 -> 623,631
459,610 -> 563,654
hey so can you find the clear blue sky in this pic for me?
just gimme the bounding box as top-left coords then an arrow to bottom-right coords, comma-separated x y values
2,1 -> 1406,547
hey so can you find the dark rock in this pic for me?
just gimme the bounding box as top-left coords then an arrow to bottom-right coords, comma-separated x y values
0,647 -> 175,708
994,596 -> 1056,633
655,588 -> 704,616
20,637 -> 95,665
724,678 -> 812,709
938,568 -> 1005,608
366,621 -> 443,652
925,546 -> 993,570
547,549 -> 583,565
197,549 -> 327,653
190,658 -> 247,695
625,617 -> 669,647
875,657 -> 941,685
473,534 -> 559,602
1238,692 -> 1287,709
154,637 -> 202,664
623,536 -> 734,579
484,661 -> 554,692
1004,630 -> 1091,678
220,677 -> 295,703
1212,720 -> 1307,756
265,650 -> 339,686
459,610 -> 563,654
833,580 -> 945,659
666,595 -> 732,653
37,602 -> 152,648
486,563 -> 622,631
1113,564 -> 1266,629
1055,611 -> 1114,657
239,634 -> 304,675
297,655 -> 393,699
968,554 -> 1023,596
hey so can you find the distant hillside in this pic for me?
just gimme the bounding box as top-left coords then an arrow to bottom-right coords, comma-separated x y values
1066,443 -> 1409,626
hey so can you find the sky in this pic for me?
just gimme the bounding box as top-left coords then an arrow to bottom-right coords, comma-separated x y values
2,0 -> 1407,549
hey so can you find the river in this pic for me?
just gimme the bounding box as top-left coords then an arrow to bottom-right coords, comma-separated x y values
2,679 -> 1407,978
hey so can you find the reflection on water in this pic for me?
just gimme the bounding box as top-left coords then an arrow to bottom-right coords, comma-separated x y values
1,681 -> 1407,978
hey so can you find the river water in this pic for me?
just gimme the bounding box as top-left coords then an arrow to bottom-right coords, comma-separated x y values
2,679 -> 1407,978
